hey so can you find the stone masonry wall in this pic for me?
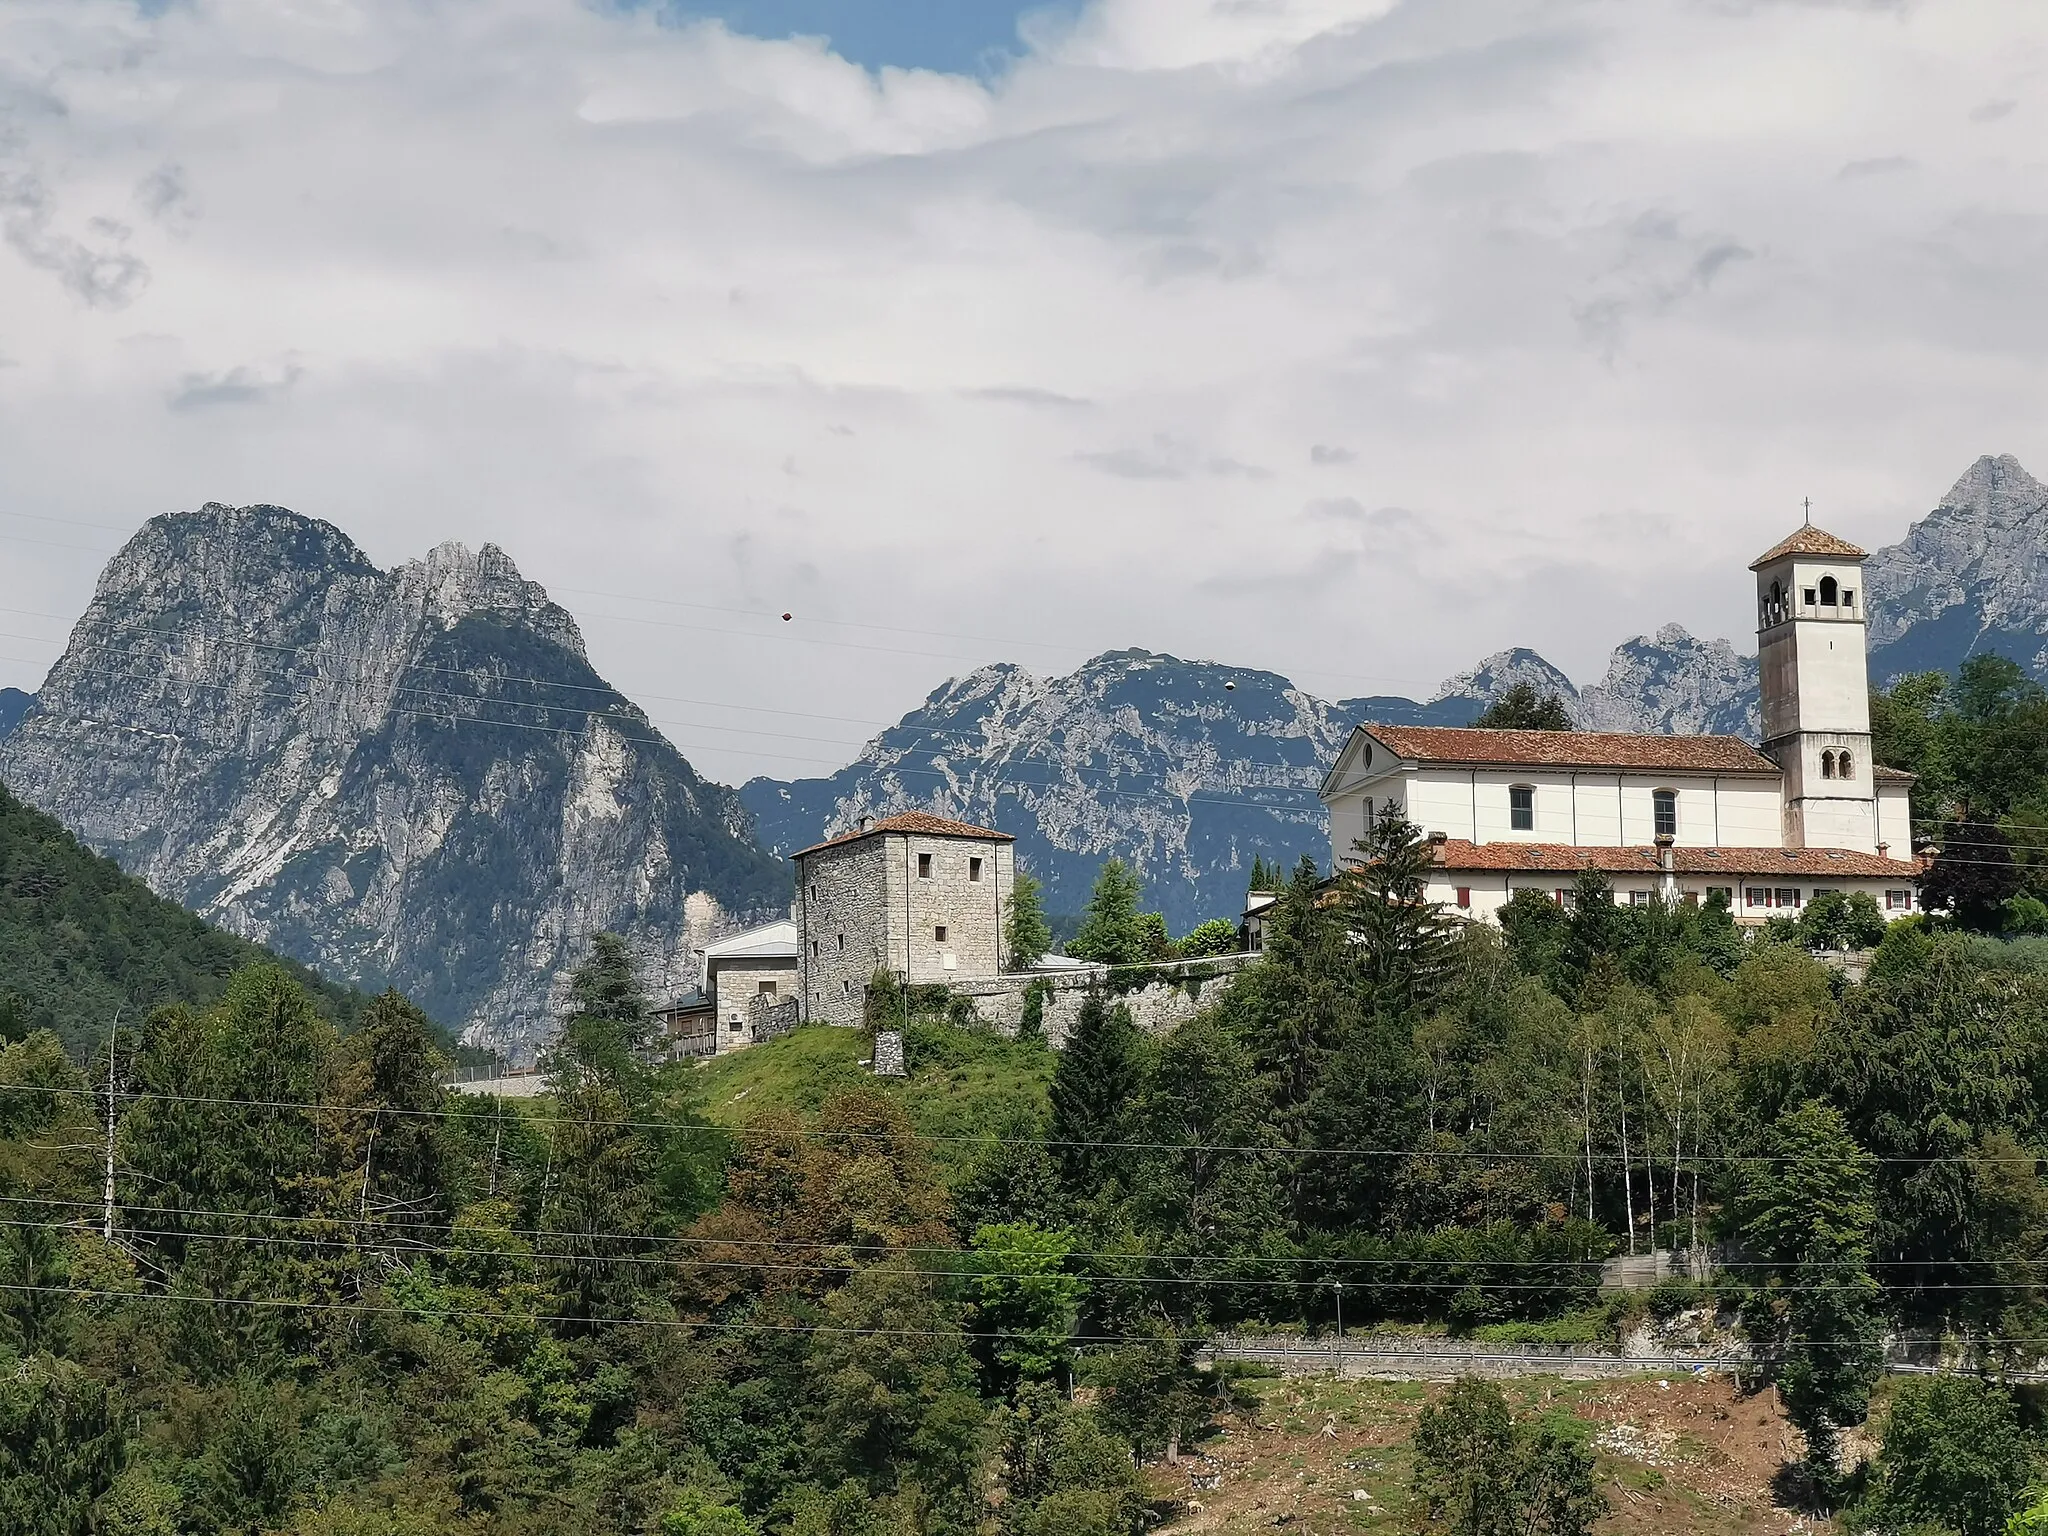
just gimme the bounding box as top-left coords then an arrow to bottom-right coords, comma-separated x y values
795,836 -> 893,1029
949,953 -> 1257,1046
710,955 -> 801,1052
896,833 -> 1012,989
797,830 -> 1014,1029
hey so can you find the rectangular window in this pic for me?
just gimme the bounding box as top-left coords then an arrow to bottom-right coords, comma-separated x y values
1510,785 -> 1534,831
935,925 -> 948,942
969,857 -> 983,882
1803,588 -> 1817,606
837,933 -> 845,951
810,939 -> 818,958
1455,887 -> 1471,908
917,852 -> 932,879
1653,789 -> 1677,839
758,981 -> 777,997
1747,887 -> 1766,907
842,979 -> 851,996
1886,889 -> 1912,910
1843,588 -> 1856,607
1554,888 -> 1574,908
1682,891 -> 1699,907
1776,888 -> 1801,908
1629,890 -> 1651,906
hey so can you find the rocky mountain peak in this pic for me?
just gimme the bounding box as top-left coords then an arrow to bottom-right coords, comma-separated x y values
400,539 -> 587,658
1428,648 -> 1579,713
0,502 -> 788,1053
1939,452 -> 2046,517
1866,454 -> 2048,681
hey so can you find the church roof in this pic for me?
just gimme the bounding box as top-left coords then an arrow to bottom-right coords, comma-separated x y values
1748,524 -> 1868,569
1427,840 -> 1923,878
791,810 -> 1013,860
1364,724 -> 1781,776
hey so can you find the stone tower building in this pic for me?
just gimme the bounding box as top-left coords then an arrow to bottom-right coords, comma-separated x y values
791,812 -> 1016,1029
1751,524 -> 1880,852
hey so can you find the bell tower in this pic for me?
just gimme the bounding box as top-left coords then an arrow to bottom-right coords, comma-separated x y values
1751,519 -> 1877,851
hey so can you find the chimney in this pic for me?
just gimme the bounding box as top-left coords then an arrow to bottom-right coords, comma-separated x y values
1655,833 -> 1677,903
1427,829 -> 1447,864
857,815 -> 873,834
1876,841 -> 1888,857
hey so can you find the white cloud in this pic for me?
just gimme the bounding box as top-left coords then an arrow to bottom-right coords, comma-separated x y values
0,0 -> 2044,783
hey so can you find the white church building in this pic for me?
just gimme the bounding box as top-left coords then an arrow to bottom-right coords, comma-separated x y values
1319,522 -> 1926,923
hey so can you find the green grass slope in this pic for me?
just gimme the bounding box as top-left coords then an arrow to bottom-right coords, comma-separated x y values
0,782 -> 377,1056
675,1021 -> 1055,1181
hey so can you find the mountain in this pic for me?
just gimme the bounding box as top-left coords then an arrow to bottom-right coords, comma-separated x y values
0,688 -> 31,739
0,504 -> 789,1057
0,779 -> 374,1058
1866,453 -> 2048,684
742,650 -> 1368,933
738,627 -> 1765,928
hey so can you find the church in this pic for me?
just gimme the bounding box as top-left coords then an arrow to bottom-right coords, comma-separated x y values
1318,522 -> 1926,923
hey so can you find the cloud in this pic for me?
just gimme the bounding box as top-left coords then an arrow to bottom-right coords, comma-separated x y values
168,364 -> 305,412
0,171 -> 149,308
1,0 -> 2046,783
1970,99 -> 2016,123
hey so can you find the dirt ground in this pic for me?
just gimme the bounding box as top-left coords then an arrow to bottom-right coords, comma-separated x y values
1147,1373 -> 1836,1535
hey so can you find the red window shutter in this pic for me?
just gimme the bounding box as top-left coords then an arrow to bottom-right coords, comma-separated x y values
1455,887 -> 1471,908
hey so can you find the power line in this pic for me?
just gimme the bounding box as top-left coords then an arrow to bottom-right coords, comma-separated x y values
14,1082 -> 2042,1167
0,1278 -> 2003,1356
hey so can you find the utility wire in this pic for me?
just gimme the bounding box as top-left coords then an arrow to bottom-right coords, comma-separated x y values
11,1082 -> 2045,1167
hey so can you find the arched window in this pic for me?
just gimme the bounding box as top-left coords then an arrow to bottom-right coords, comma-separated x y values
1819,575 -> 1839,605
1764,581 -> 1783,625
1837,749 -> 1853,779
1820,750 -> 1836,779
1653,788 -> 1677,838
1509,785 -> 1535,831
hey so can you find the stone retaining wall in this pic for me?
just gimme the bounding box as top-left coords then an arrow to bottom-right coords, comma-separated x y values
948,952 -> 1259,1046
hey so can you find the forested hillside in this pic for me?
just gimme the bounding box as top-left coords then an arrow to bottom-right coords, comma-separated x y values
4,661 -> 2048,1533
0,782 -> 373,1056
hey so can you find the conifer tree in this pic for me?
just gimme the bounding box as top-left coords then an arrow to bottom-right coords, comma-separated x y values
1472,682 -> 1574,731
1337,803 -> 1456,1017
1739,1101 -> 1885,1497
1047,991 -> 1144,1195
1068,860 -> 1147,965
1006,871 -> 1053,970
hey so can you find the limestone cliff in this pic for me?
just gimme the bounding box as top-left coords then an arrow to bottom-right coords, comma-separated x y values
1865,454 -> 2048,683
0,504 -> 789,1055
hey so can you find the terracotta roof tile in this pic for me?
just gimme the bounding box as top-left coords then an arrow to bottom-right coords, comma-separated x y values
1428,839 -> 1922,879
791,810 -> 1014,860
1873,765 -> 1915,785
1366,725 -> 1780,775
1748,524 -> 1868,569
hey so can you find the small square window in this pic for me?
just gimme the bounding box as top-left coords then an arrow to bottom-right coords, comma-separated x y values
1842,588 -> 1856,607
917,853 -> 932,879
1803,588 -> 1817,606
935,925 -> 948,942
758,980 -> 776,997
969,857 -> 983,882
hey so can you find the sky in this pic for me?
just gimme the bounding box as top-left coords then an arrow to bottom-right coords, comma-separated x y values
0,0 -> 2044,787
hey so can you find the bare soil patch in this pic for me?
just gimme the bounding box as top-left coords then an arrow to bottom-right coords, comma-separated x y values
1148,1373 -> 1833,1535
